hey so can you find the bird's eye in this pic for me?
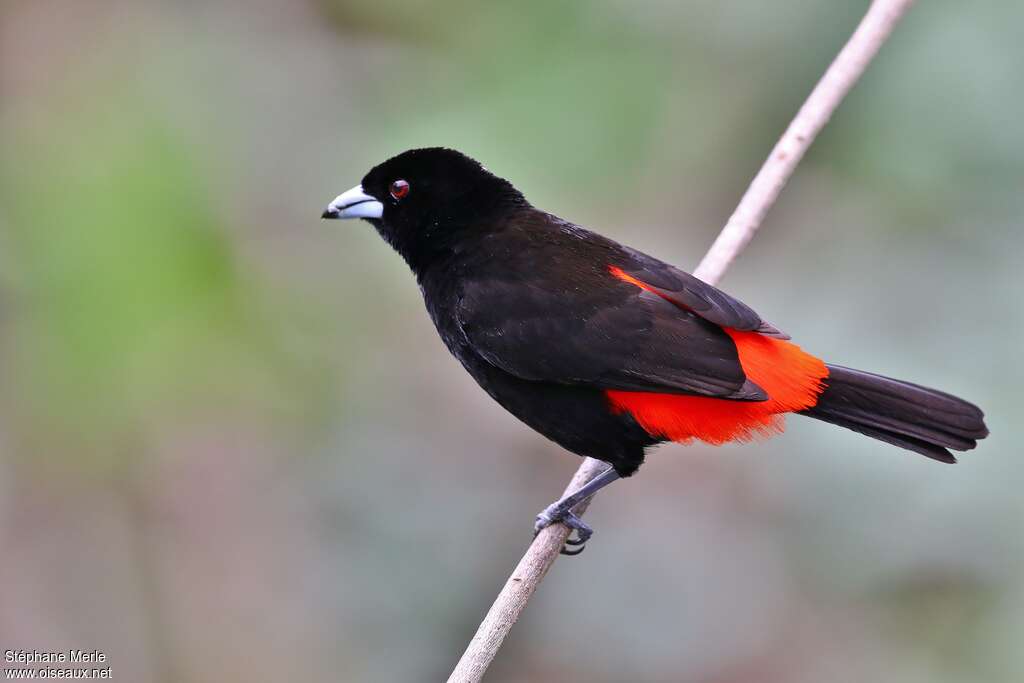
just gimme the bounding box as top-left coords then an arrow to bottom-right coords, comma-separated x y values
389,180 -> 410,200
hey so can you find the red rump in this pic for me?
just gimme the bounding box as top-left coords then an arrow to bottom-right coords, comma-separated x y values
605,267 -> 829,445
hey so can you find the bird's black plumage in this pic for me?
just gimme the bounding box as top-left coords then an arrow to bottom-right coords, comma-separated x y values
325,147 -> 988,547
351,148 -> 784,473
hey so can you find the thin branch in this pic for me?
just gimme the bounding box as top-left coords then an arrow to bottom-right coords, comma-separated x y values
693,0 -> 915,285
445,458 -> 608,683
447,1 -> 915,680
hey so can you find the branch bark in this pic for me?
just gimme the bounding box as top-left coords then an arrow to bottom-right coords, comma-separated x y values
447,2 -> 915,680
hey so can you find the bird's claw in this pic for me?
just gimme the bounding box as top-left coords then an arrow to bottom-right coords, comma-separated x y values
534,505 -> 594,556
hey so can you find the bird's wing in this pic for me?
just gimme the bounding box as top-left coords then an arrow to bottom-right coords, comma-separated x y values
456,276 -> 767,400
615,246 -> 788,338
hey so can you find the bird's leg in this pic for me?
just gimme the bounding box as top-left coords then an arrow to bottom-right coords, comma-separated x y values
534,466 -> 620,555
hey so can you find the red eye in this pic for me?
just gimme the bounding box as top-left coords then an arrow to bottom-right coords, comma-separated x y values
389,179 -> 410,200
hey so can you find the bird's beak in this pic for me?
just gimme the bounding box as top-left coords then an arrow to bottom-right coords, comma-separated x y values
321,184 -> 384,220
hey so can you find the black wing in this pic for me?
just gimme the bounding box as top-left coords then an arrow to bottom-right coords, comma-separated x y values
456,275 -> 767,401
615,246 -> 788,338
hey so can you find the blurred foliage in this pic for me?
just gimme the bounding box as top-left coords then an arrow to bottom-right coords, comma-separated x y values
0,67 -> 339,474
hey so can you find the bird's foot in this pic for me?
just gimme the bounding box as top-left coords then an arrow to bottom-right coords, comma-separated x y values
534,503 -> 594,556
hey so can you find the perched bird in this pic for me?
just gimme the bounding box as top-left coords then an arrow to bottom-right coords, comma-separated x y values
323,147 -> 988,554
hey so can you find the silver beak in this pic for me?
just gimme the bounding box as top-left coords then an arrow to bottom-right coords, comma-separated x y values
321,184 -> 384,220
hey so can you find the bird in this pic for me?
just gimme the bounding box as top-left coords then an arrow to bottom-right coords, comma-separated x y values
322,147 -> 988,554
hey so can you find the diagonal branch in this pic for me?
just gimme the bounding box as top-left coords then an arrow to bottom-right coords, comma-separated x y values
693,0 -> 915,285
447,1 -> 916,681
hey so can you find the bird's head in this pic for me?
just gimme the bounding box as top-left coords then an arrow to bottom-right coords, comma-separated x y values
322,148 -> 526,270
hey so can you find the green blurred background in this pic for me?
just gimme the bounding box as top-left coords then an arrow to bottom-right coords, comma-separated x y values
1,1 -> 1021,681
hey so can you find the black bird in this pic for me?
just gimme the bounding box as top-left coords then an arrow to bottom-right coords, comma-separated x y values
322,147 -> 988,553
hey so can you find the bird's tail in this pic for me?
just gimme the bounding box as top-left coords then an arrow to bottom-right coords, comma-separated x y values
800,364 -> 988,463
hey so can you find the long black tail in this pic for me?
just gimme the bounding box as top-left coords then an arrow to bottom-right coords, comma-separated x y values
800,364 -> 988,463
